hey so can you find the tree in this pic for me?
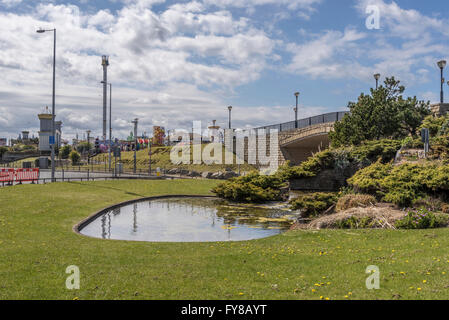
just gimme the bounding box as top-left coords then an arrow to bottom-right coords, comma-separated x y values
0,146 -> 8,159
60,145 -> 72,159
70,150 -> 81,165
330,77 -> 430,147
76,142 -> 91,155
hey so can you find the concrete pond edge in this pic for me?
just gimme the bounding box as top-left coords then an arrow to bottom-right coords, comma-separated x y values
73,194 -> 217,237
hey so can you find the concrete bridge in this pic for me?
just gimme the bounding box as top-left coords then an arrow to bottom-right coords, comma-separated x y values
242,111 -> 349,168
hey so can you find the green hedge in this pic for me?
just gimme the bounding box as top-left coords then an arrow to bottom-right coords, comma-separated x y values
211,172 -> 287,203
348,161 -> 449,207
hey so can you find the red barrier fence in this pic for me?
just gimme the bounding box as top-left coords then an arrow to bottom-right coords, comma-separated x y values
15,168 -> 39,184
0,169 -> 15,184
0,168 -> 39,185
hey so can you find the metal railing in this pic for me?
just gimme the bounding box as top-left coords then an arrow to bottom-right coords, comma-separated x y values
255,111 -> 349,132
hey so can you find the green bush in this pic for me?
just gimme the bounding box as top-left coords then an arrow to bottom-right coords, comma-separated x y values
280,139 -> 401,181
349,162 -> 449,207
213,139 -> 402,205
395,208 -> 448,229
401,136 -> 424,149
211,172 -> 287,203
429,134 -> 449,160
419,115 -> 449,137
335,217 -> 378,229
60,145 -> 72,160
69,151 -> 81,165
0,146 -> 8,158
348,139 -> 402,164
289,193 -> 338,218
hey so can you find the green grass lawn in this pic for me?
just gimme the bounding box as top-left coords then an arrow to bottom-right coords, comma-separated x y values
1,179 -> 449,300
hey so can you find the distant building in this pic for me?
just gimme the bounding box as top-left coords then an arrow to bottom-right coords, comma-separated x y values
22,131 -> 29,140
38,107 -> 62,155
0,138 -> 7,147
208,120 -> 220,143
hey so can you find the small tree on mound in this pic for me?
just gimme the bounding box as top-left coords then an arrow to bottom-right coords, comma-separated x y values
330,77 -> 430,147
70,150 -> 81,165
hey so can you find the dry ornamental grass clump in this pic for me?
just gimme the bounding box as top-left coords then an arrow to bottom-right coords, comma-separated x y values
336,194 -> 377,212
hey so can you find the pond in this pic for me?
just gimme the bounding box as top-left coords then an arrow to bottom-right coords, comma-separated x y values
79,197 -> 297,242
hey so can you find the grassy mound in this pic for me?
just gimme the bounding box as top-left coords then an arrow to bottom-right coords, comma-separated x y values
91,145 -> 256,173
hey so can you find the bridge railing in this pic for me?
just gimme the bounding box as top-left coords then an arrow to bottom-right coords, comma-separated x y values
255,111 -> 349,133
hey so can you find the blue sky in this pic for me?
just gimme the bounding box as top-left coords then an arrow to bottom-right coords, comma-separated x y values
0,0 -> 448,140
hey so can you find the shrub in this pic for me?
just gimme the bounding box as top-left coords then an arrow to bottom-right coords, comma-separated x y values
335,217 -> 378,229
348,162 -> 449,207
429,134 -> 449,160
60,145 -> 72,160
395,208 -> 448,229
419,115 -> 448,137
211,172 -> 288,203
336,194 -> 377,212
289,193 -> 338,218
348,139 -> 402,164
401,136 -> 424,149
0,146 -> 8,158
442,205 -> 449,214
347,161 -> 393,196
70,151 -> 81,165
280,139 -> 401,181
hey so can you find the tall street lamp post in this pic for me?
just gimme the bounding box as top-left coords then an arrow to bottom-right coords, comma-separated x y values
86,130 -> 91,164
294,92 -> 299,128
132,118 -> 138,174
101,81 -> 112,171
437,60 -> 447,103
37,27 -> 56,182
374,73 -> 381,90
228,106 -> 233,129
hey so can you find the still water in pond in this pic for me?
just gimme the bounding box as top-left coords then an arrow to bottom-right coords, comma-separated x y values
80,197 -> 296,242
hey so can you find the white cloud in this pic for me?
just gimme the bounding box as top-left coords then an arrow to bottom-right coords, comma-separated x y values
0,1 -> 279,139
356,0 -> 449,39
0,0 -> 22,8
204,0 -> 322,11
286,28 -> 369,79
285,0 -> 449,86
